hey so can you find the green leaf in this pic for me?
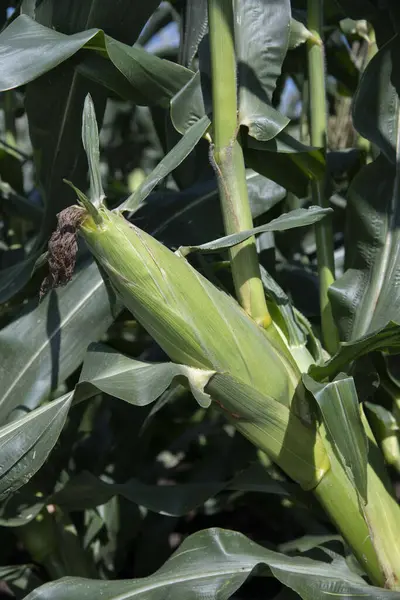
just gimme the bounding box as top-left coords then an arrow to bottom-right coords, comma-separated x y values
0,393 -> 72,501
120,116 -> 210,212
246,129 -> 326,181
170,71 -> 207,134
24,528 -> 400,600
49,463 -> 287,516
329,156 -> 400,340
82,94 -> 105,207
303,374 -> 368,503
310,322 -> 400,381
243,147 -> 312,197
0,260 -> 119,423
352,36 -> 399,164
169,71 -> 318,196
0,15 -> 192,104
179,207 -> 332,255
179,0 -> 208,68
235,0 -> 291,140
330,37 -> 400,340
76,342 -> 214,409
23,0 -> 161,45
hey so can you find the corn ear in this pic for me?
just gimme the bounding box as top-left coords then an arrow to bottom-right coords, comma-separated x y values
49,200 -> 329,489
80,204 -> 300,404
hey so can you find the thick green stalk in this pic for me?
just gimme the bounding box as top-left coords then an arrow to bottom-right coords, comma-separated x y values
307,0 -> 339,354
314,418 -> 400,589
207,0 -> 270,326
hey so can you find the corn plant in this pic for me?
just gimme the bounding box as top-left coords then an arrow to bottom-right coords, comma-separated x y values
0,1 -> 400,599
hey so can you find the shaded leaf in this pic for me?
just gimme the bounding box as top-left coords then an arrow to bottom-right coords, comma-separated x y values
179,0 -> 208,69
329,156 -> 400,341
365,402 -> 400,470
0,393 -> 72,501
0,260 -> 119,423
352,36 -> 399,164
310,322 -> 400,381
303,374 -> 368,502
0,15 -> 192,104
235,0 -> 291,140
244,147 -> 311,197
49,463 -> 287,516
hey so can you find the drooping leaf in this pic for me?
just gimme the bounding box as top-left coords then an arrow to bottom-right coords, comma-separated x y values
0,393 -> 72,501
0,260 -> 119,423
23,0 -> 160,44
179,0 -> 208,69
24,528 -> 400,600
303,374 -> 368,503
48,463 -> 287,516
76,342 -> 214,409
310,322 -> 400,381
329,155 -> 400,341
352,36 -> 399,165
235,0 -> 291,140
179,207 -> 332,255
0,15 -> 192,104
330,37 -> 400,341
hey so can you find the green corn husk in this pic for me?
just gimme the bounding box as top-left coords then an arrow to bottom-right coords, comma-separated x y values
50,199 -> 400,587
64,201 -> 329,490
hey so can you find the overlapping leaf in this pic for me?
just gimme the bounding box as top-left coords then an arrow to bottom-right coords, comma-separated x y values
303,374 -> 368,502
330,37 -> 400,340
310,322 -> 400,381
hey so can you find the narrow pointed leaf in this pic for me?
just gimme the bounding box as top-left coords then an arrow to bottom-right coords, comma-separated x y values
303,374 -> 368,503
179,207 -> 332,255
0,393 -> 72,501
82,94 -> 105,207
120,116 -> 210,212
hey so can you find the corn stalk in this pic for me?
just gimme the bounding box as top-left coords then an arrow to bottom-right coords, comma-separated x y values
44,195 -> 400,588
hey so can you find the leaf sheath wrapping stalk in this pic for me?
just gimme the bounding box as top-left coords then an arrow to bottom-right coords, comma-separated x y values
75,204 -> 329,489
